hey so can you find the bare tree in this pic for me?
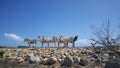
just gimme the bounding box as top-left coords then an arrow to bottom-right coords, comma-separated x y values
91,19 -> 116,47
90,39 -> 98,48
116,24 -> 120,45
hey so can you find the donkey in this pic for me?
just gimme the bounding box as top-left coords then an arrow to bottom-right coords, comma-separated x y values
47,36 -> 57,47
24,38 -> 37,48
59,36 -> 78,48
56,36 -> 66,48
38,36 -> 46,48
38,36 -> 57,48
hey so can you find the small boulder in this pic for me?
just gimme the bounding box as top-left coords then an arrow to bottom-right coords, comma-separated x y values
102,53 -> 109,62
53,50 -> 61,55
79,58 -> 88,66
45,57 -> 57,65
86,49 -> 93,55
92,54 -> 98,59
42,58 -> 48,64
58,58 -> 64,63
16,57 -> 24,63
105,59 -> 120,68
107,51 -> 115,56
72,56 -> 80,63
115,50 -> 120,56
30,56 -> 41,63
81,49 -> 86,54
95,50 -> 101,55
26,54 -> 41,63
61,56 -> 73,67
8,56 -> 17,59
94,58 -> 101,65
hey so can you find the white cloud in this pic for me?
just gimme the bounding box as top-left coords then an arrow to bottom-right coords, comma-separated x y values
75,39 -> 90,47
4,33 -> 24,42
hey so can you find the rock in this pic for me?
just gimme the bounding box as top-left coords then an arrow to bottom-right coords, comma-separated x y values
16,57 -> 24,63
43,58 -> 48,64
95,50 -> 101,55
70,52 -> 74,56
94,58 -> 101,65
86,49 -> 93,55
61,55 -> 66,58
102,53 -> 109,62
14,52 -> 18,56
5,53 -> 11,57
27,53 -> 34,57
107,51 -> 115,56
115,50 -> 120,56
58,58 -> 64,63
15,49 -> 23,52
4,58 -> 17,67
39,53 -> 45,58
53,50 -> 61,56
30,56 -> 41,63
105,59 -> 120,68
66,48 -> 71,53
79,58 -> 88,66
26,54 -> 41,63
92,54 -> 98,59
72,56 -> 80,63
81,49 -> 86,54
81,49 -> 93,55
61,56 -> 73,67
64,53 -> 70,56
74,64 -> 81,68
8,56 -> 17,59
45,57 -> 57,65
38,56 -> 42,60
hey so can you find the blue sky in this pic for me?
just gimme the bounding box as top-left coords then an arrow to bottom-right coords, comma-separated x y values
0,0 -> 120,47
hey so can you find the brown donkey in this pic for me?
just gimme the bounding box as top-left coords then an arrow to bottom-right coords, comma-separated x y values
24,38 -> 37,48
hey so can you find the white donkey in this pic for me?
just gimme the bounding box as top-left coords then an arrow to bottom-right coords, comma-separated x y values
38,36 -> 57,48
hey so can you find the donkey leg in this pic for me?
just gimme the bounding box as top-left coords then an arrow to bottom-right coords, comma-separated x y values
42,43 -> 43,48
55,42 -> 56,48
72,42 -> 75,48
48,43 -> 49,48
58,43 -> 60,49
64,43 -> 67,48
28,44 -> 30,48
66,43 -> 68,48
35,44 -> 36,48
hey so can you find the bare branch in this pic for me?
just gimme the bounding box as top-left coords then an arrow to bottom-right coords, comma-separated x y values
91,19 -> 116,47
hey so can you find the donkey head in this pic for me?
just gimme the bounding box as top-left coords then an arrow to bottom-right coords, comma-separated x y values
74,35 -> 78,41
24,38 -> 29,42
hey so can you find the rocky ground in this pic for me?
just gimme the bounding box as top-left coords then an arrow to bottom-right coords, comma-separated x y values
0,47 -> 120,68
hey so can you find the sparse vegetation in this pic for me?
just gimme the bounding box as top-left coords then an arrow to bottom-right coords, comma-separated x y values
17,45 -> 28,48
90,20 -> 120,50
0,51 -> 4,57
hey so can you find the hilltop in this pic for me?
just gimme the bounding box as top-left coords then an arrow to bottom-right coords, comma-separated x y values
0,47 -> 120,68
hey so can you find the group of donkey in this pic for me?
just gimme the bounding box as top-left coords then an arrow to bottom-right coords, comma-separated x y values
24,36 -> 78,48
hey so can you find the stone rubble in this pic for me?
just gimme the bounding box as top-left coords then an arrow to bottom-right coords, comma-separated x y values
0,47 -> 119,68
